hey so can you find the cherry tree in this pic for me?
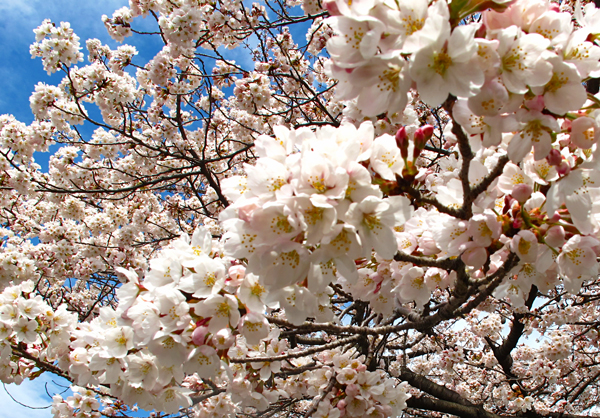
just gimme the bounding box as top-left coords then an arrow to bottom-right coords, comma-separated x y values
2,0 -> 600,417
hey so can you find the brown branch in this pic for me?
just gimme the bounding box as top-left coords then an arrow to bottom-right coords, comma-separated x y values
407,395 -> 598,418
401,367 -> 475,407
455,253 -> 519,317
470,154 -> 509,201
485,285 -> 538,382
174,96 -> 230,208
11,345 -> 71,381
394,251 -> 459,270
569,368 -> 600,404
229,335 -> 361,363
407,396 -> 499,418
303,373 -> 337,418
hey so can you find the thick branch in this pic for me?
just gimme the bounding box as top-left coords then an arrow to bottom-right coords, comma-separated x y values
400,367 -> 474,407
455,253 -> 519,317
394,252 -> 459,270
486,285 -> 538,381
407,396 -> 499,418
11,345 -> 71,381
407,396 -> 597,418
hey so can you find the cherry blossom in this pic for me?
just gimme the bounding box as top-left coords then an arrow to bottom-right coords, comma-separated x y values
2,0 -> 600,417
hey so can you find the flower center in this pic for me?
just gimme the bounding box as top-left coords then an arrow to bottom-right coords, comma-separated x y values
363,213 -> 381,230
431,52 -> 453,76
402,16 -> 424,36
545,71 -> 569,93
518,238 -> 532,255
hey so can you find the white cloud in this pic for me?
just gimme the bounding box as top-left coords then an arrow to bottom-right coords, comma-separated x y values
0,0 -> 129,120
0,0 -> 35,17
0,0 -> 128,45
0,374 -> 71,418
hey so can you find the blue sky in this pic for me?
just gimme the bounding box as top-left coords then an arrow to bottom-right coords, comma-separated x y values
0,2 -> 129,414
1,0 -> 127,413
0,0 -> 132,123
0,373 -> 70,418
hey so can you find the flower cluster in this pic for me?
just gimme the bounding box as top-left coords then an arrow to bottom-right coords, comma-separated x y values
220,121 -> 418,319
326,0 -> 599,124
0,280 -> 77,383
30,19 -> 83,75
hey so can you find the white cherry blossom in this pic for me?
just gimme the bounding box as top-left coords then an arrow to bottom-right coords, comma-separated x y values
409,21 -> 484,106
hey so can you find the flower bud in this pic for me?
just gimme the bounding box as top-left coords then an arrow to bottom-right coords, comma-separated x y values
212,328 -> 235,349
414,125 -> 434,149
545,225 -> 565,247
525,95 -> 545,112
413,125 -> 434,159
345,384 -> 360,397
192,325 -> 209,346
546,149 -> 562,166
395,126 -> 409,160
227,265 -> 246,286
323,0 -> 341,15
461,246 -> 487,270
557,161 -> 571,176
511,183 -> 533,203
548,211 -> 561,223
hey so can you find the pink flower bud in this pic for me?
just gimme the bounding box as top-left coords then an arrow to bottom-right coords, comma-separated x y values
525,95 -> 545,112
548,212 -> 561,223
227,265 -> 246,286
212,328 -> 235,349
345,384 -> 360,397
413,128 -> 424,143
323,0 -> 341,15
545,225 -> 565,247
461,246 -> 487,270
192,325 -> 209,346
557,161 -> 571,176
546,149 -> 562,166
421,124 -> 434,138
414,125 -> 434,149
413,125 -> 433,159
395,126 -> 409,160
511,183 -> 533,203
